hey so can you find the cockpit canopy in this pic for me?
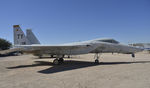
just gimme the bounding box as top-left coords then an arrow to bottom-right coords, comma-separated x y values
96,39 -> 119,44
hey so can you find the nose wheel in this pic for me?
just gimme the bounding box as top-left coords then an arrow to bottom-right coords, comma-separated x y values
131,53 -> 135,58
95,59 -> 99,63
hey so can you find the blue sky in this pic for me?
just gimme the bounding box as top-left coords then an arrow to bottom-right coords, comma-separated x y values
0,0 -> 150,44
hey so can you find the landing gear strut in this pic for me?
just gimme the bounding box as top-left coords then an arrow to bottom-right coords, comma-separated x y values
94,53 -> 101,64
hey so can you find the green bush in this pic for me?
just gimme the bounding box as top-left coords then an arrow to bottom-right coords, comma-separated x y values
0,38 -> 12,50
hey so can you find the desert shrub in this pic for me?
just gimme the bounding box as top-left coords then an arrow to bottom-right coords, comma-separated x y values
0,38 -> 12,50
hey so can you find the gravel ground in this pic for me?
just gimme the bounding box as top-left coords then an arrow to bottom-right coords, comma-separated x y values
0,53 -> 150,88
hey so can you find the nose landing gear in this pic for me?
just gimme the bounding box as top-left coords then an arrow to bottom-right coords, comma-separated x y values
94,53 -> 101,64
95,59 -> 99,63
131,53 -> 135,58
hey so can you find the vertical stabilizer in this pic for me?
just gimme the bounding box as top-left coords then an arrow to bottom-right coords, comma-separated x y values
26,29 -> 40,44
13,25 -> 31,45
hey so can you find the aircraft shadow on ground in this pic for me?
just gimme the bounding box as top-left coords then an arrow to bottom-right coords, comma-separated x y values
7,60 -> 150,74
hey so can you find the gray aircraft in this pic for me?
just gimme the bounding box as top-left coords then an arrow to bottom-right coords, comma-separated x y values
0,25 -> 143,65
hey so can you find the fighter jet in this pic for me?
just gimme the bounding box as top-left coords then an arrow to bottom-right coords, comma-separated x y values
0,25 -> 143,64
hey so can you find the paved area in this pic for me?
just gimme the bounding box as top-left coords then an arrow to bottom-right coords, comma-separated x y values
0,53 -> 150,88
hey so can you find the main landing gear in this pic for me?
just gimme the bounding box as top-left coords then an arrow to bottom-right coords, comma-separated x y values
94,53 -> 101,64
53,57 -> 64,65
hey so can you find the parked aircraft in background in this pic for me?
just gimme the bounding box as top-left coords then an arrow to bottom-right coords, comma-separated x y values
129,43 -> 150,53
0,25 -> 143,64
129,43 -> 150,50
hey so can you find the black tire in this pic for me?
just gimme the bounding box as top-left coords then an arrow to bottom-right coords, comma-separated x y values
50,55 -> 54,58
68,55 -> 70,58
132,54 -> 135,58
53,59 -> 59,65
58,58 -> 64,64
95,59 -> 99,64
39,56 -> 42,58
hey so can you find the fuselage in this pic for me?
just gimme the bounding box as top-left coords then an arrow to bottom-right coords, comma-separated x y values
14,38 -> 143,56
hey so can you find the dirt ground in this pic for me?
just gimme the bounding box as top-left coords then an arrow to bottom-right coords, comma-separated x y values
0,52 -> 150,88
